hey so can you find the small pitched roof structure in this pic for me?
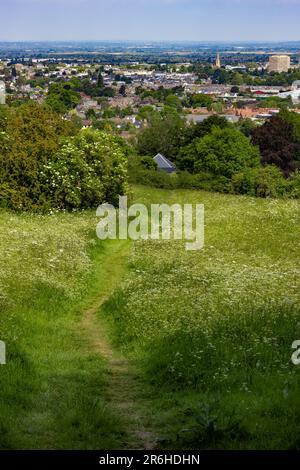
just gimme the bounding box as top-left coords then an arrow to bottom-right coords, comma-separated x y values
153,153 -> 176,173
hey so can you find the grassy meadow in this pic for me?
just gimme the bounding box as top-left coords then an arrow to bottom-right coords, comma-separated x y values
104,186 -> 300,449
0,185 -> 299,449
0,210 -> 130,449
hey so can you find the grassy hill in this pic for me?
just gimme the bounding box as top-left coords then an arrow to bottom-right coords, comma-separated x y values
0,186 -> 299,449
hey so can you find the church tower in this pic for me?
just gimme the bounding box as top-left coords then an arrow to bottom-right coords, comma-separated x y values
215,52 -> 221,69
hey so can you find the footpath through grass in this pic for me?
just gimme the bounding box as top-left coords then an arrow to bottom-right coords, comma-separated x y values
0,186 -> 299,450
102,186 -> 300,450
0,210 -> 132,449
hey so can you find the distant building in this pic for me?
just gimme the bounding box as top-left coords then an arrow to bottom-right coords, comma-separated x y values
292,80 -> 300,90
268,55 -> 291,73
215,53 -> 221,69
0,81 -> 5,105
153,154 -> 176,174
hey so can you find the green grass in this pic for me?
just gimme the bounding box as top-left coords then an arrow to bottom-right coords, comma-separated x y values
102,186 -> 300,450
0,210 -> 129,449
0,186 -> 300,450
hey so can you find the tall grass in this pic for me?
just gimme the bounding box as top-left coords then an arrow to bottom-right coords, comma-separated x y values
102,186 -> 300,449
0,210 -> 127,449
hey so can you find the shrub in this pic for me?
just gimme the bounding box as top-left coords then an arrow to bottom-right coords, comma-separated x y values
41,129 -> 128,210
0,103 -> 128,210
231,166 -> 289,198
0,102 -> 75,210
287,171 -> 300,198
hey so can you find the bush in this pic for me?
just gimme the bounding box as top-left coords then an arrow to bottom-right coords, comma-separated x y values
231,166 -> 289,198
287,171 -> 300,198
129,158 -> 233,193
129,157 -> 300,199
0,102 -> 75,210
0,103 -> 128,210
42,129 -> 128,209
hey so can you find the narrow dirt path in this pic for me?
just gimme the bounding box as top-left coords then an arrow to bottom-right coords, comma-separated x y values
81,240 -> 155,450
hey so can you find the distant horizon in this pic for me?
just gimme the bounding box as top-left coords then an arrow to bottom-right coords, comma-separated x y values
2,0 -> 300,43
0,39 -> 300,44
0,38 -> 300,44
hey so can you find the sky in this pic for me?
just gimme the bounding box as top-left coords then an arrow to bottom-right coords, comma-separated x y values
1,0 -> 300,42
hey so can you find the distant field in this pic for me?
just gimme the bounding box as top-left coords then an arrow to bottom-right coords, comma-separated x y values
0,186 -> 299,450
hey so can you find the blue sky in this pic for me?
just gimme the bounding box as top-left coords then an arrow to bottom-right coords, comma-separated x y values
1,0 -> 300,42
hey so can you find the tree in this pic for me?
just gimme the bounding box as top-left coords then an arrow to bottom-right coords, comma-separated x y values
183,115 -> 229,145
279,109 -> 300,144
136,110 -> 186,159
179,127 -> 260,176
231,86 -> 240,94
259,96 -> 291,109
45,83 -> 80,114
119,84 -> 126,97
211,101 -> 224,113
97,72 -> 104,88
0,102 -> 76,209
236,118 -> 258,137
165,94 -> 182,112
251,115 -> 300,176
190,93 -> 213,109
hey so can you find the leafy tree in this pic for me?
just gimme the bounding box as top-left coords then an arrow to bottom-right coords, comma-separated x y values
184,115 -> 229,145
101,87 -> 115,97
45,83 -> 80,114
140,156 -> 157,170
236,118 -> 258,137
190,93 -> 213,109
259,96 -> 292,109
179,127 -> 260,176
231,86 -> 240,94
211,101 -> 224,113
279,109 -> 300,144
119,84 -> 126,97
97,72 -> 104,88
137,105 -> 155,121
136,110 -> 186,159
231,72 -> 244,86
0,102 -> 76,209
252,115 -> 300,176
165,94 -> 182,112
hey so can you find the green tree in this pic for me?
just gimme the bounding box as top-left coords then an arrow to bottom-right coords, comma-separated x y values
0,102 -> 76,209
191,93 -> 213,108
183,115 -> 229,145
45,83 -> 80,114
97,72 -> 104,88
136,110 -> 186,159
180,127 -> 260,176
165,94 -> 182,112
